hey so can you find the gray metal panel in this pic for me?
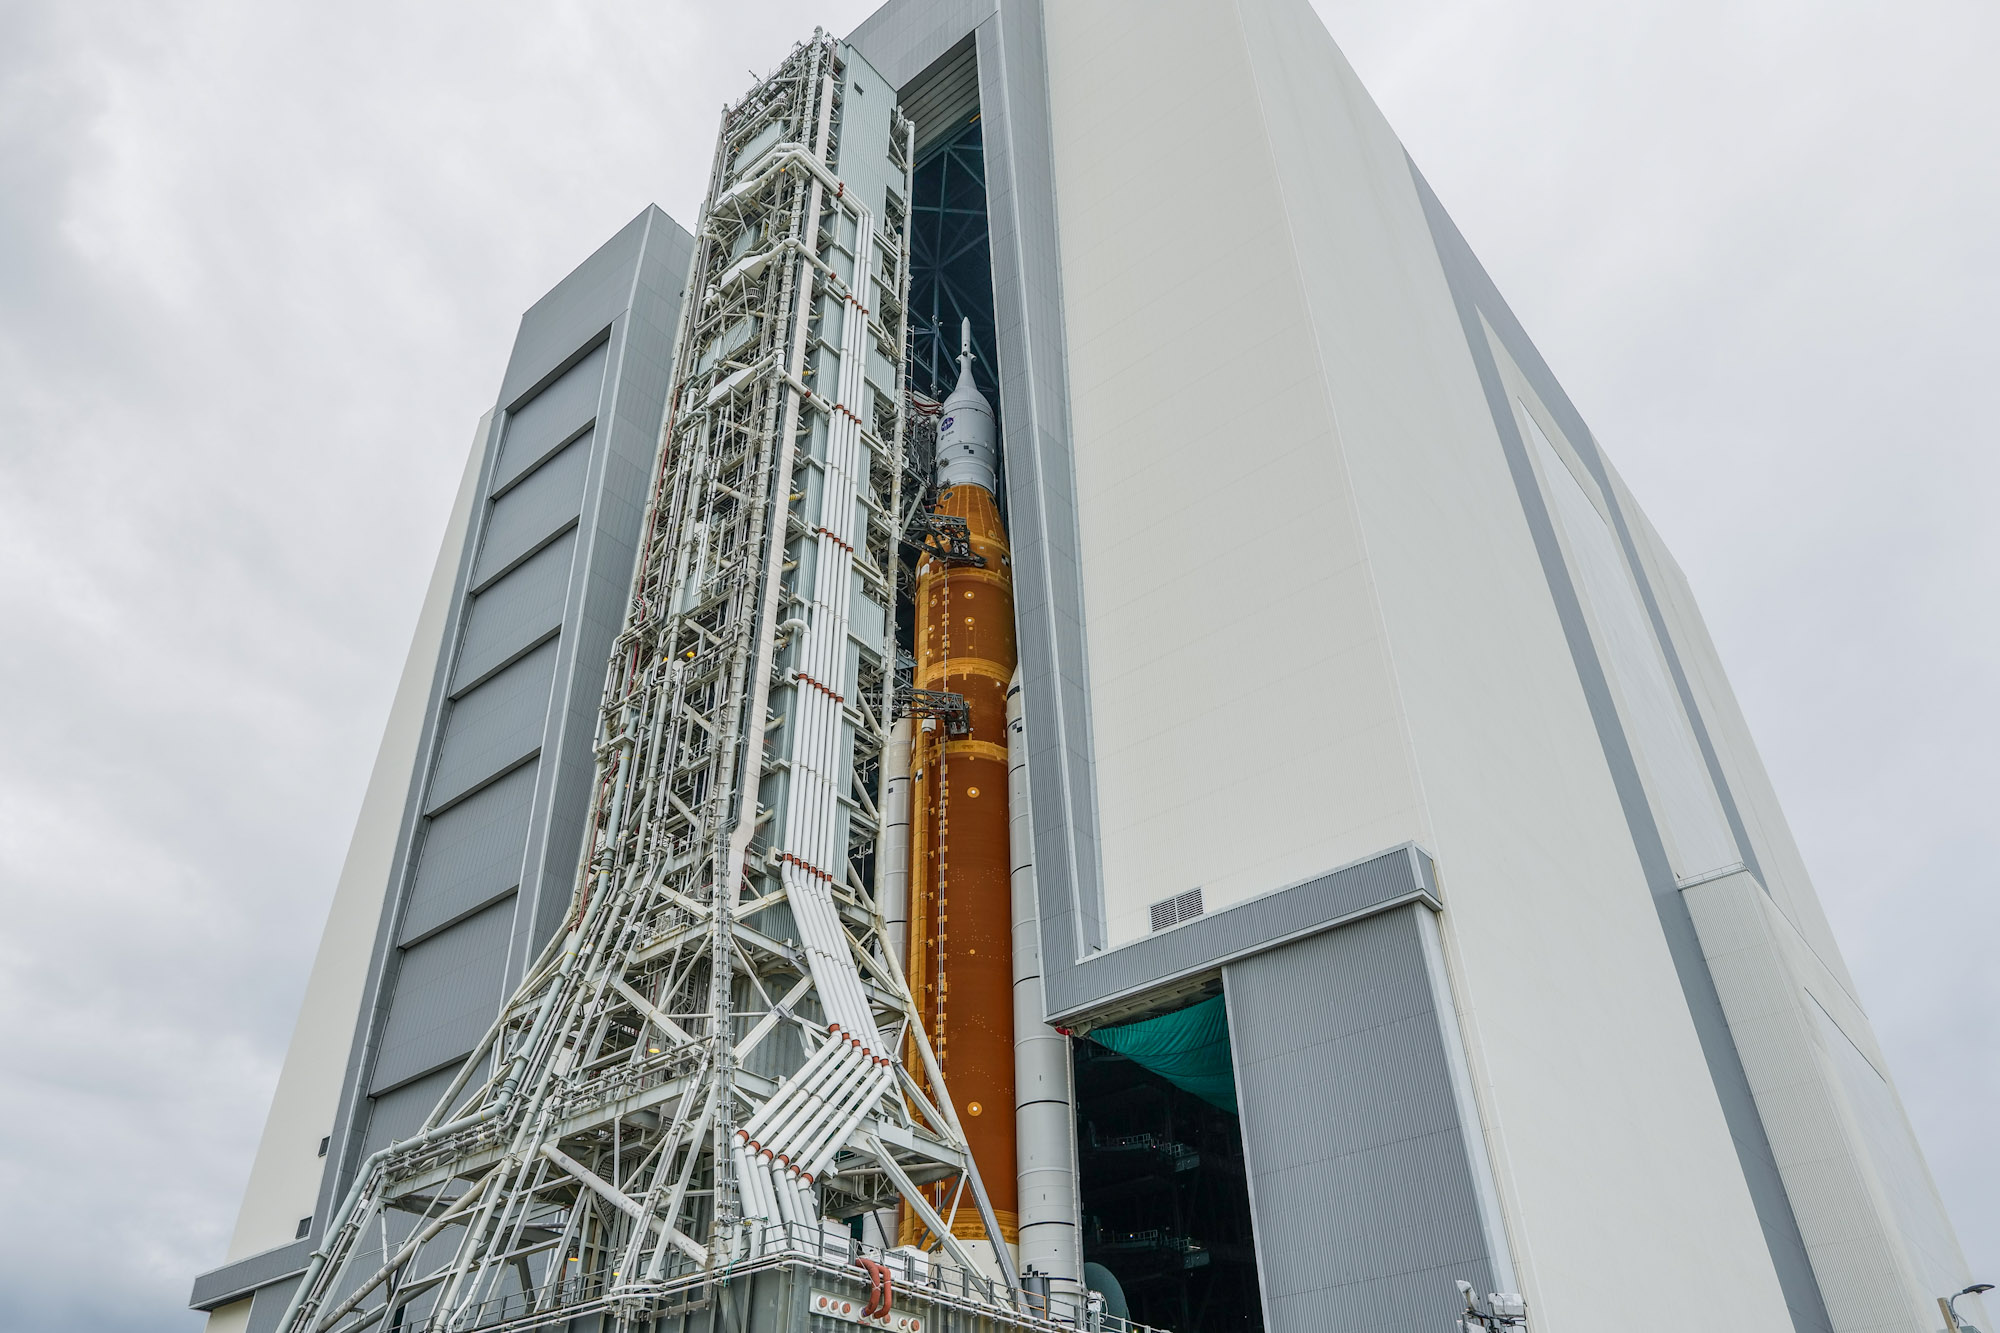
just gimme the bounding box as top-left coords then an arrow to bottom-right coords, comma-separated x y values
424,637 -> 558,812
193,207 -> 695,1316
1225,908 -> 1492,1333
450,528 -> 576,691
1408,162 -> 1831,1332
245,1276 -> 305,1333
188,1239 -> 311,1312
902,36 -> 980,157
518,212 -> 694,955
493,341 -> 606,492
473,433 -> 590,585
848,0 -> 994,89
368,899 -> 514,1093
398,762 -> 537,945
979,1 -> 1106,969
498,208 -> 663,407
1044,843 -> 1436,1024
362,1066 -> 462,1156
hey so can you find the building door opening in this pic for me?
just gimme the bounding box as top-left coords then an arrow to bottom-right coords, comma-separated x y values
895,63 -> 1002,667
1075,995 -> 1265,1331
907,104 -> 998,409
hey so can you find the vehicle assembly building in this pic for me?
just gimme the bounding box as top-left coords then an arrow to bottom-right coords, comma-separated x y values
190,3 -> 1981,1332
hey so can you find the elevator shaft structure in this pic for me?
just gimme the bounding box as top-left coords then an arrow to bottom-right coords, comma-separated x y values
268,36 -> 1060,1333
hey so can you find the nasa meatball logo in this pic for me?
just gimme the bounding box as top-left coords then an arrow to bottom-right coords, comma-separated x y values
940,415 -> 954,430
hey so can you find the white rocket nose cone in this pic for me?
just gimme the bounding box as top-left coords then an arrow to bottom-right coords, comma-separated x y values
936,319 -> 998,493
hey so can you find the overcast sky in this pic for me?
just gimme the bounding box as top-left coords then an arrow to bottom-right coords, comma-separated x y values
1,1 -> 1992,1328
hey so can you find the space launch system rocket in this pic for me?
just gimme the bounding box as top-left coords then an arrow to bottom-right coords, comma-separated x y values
902,323 -> 1021,1255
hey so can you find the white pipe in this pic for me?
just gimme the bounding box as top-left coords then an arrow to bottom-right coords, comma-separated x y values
733,1143 -> 770,1224
782,1048 -> 879,1167
793,1076 -> 875,1183
879,717 -> 913,968
758,1035 -> 862,1156
739,1030 -> 842,1146
768,1159 -> 798,1229
765,1042 -> 870,1163
772,1042 -> 866,1159
783,1165 -> 812,1231
709,141 -> 848,225
781,863 -> 838,989
788,869 -> 869,1036
1008,672 -> 1083,1301
801,1062 -> 894,1179
780,1166 -> 807,1215
720,174 -> 888,1256
767,198 -> 878,1048
746,1029 -> 855,1150
786,1171 -> 820,1227
808,889 -> 876,1039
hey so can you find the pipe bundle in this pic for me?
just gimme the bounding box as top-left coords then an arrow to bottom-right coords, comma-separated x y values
735,185 -> 893,1237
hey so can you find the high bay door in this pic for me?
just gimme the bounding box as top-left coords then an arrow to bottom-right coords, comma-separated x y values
265,35 -> 1140,1333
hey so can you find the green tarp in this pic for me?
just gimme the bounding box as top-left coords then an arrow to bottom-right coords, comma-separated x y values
1087,994 -> 1238,1113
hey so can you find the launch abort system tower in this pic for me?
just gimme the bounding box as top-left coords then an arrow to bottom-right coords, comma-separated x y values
193,4 -> 1983,1333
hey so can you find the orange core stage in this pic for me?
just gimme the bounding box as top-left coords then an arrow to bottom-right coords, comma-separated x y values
905,479 -> 1018,1245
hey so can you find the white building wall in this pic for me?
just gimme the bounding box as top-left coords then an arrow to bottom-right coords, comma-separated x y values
1047,0 -> 1428,953
1440,329 -> 1797,1327
1612,482 -> 1863,999
1510,392 -> 1740,883
1683,871 -> 1979,1333
202,1298 -> 251,1333
212,417 -> 486,1278
1046,1 -> 1814,1327
1625,493 -> 1981,1330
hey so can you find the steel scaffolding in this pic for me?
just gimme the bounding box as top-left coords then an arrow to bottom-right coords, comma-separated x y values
265,34 -> 1138,1333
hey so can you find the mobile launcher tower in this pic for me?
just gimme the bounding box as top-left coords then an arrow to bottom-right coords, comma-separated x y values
193,5 -> 1984,1333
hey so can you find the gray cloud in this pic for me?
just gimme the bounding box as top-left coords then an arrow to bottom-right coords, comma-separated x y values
0,2 -> 1988,1328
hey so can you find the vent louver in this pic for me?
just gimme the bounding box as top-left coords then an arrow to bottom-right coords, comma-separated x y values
1149,887 -> 1205,932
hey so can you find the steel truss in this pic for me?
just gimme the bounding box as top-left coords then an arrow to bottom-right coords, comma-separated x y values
275,34 -> 1046,1333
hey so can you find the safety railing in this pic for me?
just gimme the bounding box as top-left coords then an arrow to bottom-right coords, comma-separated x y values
387,1220 -> 1169,1333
